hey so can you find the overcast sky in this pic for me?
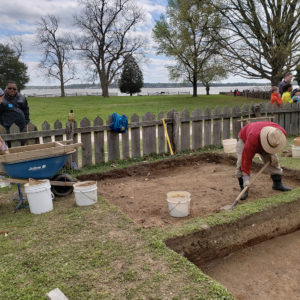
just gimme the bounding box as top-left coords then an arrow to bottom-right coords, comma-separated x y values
0,0 -> 266,86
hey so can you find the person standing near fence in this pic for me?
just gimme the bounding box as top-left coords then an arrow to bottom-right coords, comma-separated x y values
278,72 -> 293,96
0,81 -> 30,133
281,84 -> 293,104
270,86 -> 282,107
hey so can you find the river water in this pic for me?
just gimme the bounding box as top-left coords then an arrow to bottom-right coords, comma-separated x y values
22,85 -> 270,97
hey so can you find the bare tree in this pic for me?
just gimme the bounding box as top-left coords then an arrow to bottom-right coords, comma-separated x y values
36,15 -> 75,97
9,36 -> 24,59
73,0 -> 144,98
212,0 -> 300,85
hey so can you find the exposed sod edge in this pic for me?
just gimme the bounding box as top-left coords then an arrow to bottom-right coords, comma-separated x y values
164,196 -> 300,265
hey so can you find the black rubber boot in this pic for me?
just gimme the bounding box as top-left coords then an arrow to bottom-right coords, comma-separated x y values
271,174 -> 292,192
238,177 -> 248,200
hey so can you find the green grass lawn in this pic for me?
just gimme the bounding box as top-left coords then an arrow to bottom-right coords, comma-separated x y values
1,148 -> 300,299
3,94 -> 299,299
28,94 -> 264,127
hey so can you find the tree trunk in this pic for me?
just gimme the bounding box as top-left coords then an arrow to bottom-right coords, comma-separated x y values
100,72 -> 109,98
206,86 -> 210,95
192,74 -> 197,97
271,74 -> 283,87
60,81 -> 65,97
59,62 -> 65,97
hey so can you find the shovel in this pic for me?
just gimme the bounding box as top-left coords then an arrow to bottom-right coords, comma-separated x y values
220,161 -> 270,210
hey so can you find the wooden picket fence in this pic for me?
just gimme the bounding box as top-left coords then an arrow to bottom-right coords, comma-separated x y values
1,102 -> 300,169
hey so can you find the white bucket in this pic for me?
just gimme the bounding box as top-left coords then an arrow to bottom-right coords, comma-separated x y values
292,145 -> 300,158
293,137 -> 300,146
24,179 -> 54,214
73,181 -> 98,206
222,139 -> 237,153
167,191 -> 191,218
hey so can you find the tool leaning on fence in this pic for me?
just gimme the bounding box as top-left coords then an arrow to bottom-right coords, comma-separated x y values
162,118 -> 174,155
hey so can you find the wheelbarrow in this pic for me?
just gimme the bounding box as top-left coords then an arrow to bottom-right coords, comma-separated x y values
0,141 -> 81,210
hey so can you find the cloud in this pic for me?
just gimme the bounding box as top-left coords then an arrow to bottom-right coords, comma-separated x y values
0,0 -> 170,85
0,0 -> 261,85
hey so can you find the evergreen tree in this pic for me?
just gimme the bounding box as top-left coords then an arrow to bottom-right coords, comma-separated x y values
0,43 -> 29,90
119,55 -> 143,96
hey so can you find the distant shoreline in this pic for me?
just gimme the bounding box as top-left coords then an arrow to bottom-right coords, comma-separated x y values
24,82 -> 270,89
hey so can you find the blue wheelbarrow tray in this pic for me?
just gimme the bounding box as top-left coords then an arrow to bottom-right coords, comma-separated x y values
3,153 -> 73,179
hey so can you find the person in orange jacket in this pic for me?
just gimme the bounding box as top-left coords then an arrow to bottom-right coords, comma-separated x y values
270,86 -> 282,107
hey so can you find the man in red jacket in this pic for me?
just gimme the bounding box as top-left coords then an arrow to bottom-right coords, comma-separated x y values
236,121 -> 292,200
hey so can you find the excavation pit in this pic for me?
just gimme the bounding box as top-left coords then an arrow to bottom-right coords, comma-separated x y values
78,152 -> 300,298
165,198 -> 300,300
78,153 -> 300,228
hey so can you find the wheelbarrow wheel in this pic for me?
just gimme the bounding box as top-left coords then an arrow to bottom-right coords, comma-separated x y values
51,173 -> 74,197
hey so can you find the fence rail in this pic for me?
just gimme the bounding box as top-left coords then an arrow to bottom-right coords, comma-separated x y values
1,102 -> 299,169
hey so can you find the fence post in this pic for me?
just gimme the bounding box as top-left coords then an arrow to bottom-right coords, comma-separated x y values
80,118 -> 92,167
131,114 -> 141,158
142,112 -> 156,155
213,106 -> 221,146
94,116 -> 105,164
223,106 -> 231,139
180,109 -> 190,151
54,120 -> 63,141
42,121 -> 52,143
232,106 -> 241,138
65,120 -> 76,168
291,102 -> 298,136
10,124 -> 21,147
158,112 -> 165,154
192,108 -> 202,150
284,103 -> 292,135
26,123 -> 39,145
167,110 -> 175,153
107,115 -> 120,161
204,107 -> 211,146
173,111 -> 180,152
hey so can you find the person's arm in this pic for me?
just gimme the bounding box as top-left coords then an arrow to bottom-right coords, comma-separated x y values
241,139 -> 256,175
278,82 -> 283,95
0,95 -> 5,112
276,94 -> 282,106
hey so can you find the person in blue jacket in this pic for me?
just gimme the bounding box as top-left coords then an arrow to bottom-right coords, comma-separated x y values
0,81 -> 30,133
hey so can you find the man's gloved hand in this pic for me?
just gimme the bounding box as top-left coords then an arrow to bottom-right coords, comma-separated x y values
242,175 -> 250,187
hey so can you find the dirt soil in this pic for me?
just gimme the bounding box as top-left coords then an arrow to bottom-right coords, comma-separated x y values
84,153 -> 299,228
201,230 -> 300,300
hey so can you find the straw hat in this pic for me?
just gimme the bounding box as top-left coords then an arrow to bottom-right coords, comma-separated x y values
260,126 -> 286,154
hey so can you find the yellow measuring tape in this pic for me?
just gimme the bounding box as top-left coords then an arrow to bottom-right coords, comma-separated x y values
161,118 -> 174,155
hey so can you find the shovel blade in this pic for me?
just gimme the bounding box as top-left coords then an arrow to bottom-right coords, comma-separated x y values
220,200 -> 238,211
220,204 -> 234,210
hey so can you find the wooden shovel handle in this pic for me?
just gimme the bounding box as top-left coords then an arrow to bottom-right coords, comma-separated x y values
235,161 -> 271,203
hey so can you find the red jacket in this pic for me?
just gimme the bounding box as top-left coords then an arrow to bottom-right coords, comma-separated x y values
238,122 -> 286,175
270,92 -> 282,107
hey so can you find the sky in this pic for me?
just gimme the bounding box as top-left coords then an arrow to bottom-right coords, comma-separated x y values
0,0 -> 267,86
